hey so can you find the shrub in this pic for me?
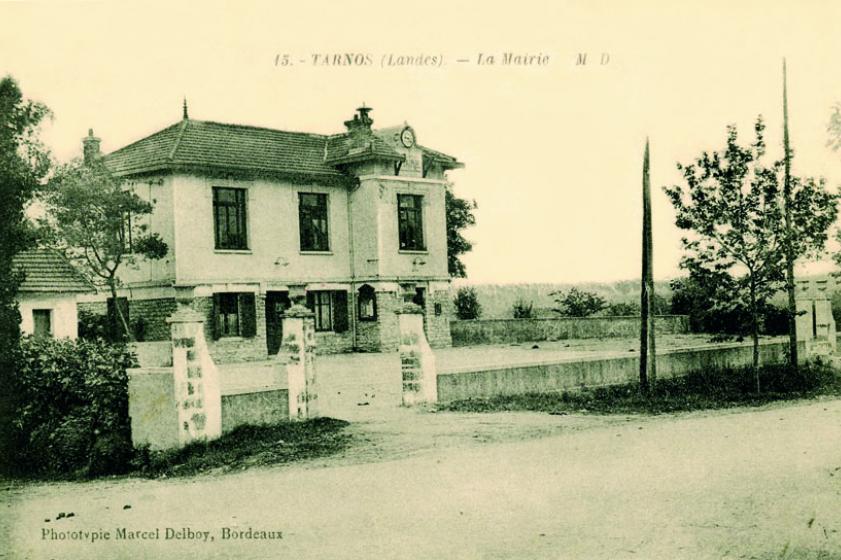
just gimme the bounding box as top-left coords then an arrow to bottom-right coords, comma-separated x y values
10,336 -> 137,478
512,299 -> 535,319
77,309 -> 112,341
551,288 -> 606,317
603,302 -> 640,316
454,287 -> 482,320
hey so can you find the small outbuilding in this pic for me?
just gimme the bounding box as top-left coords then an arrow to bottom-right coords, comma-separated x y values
12,249 -> 95,339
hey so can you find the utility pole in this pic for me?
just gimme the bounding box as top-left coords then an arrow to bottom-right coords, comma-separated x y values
640,138 -> 656,392
783,58 -> 798,368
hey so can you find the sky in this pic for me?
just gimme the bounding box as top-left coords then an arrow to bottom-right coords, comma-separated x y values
3,0 -> 841,284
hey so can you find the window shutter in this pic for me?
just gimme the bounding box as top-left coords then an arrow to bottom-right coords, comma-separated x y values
333,291 -> 349,333
239,293 -> 257,338
211,293 -> 221,340
306,291 -> 315,311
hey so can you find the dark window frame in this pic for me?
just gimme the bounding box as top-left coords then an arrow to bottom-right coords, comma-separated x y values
310,291 -> 333,332
211,292 -> 256,339
306,290 -> 349,333
32,309 -> 52,339
216,293 -> 241,337
398,194 -> 425,251
299,192 -> 330,252
213,187 -> 249,250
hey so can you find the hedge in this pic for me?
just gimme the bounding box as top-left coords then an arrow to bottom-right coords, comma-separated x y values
9,336 -> 137,478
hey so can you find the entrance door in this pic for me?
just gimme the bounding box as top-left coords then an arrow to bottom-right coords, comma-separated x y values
265,291 -> 291,355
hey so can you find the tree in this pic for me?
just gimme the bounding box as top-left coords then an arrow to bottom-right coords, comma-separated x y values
445,185 -> 477,278
42,159 -> 168,341
551,287 -> 606,317
665,117 -> 837,391
640,138 -> 656,392
453,287 -> 482,320
0,75 -> 51,470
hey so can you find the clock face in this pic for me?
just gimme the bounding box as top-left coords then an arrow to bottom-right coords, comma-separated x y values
400,127 -> 415,148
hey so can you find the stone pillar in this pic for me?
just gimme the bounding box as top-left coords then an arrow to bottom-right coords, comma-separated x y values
398,303 -> 437,406
167,305 -> 222,447
795,277 -> 837,356
278,304 -> 319,420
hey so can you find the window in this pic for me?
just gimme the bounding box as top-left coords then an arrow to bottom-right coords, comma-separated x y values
213,187 -> 248,250
306,290 -> 348,332
211,292 -> 256,339
357,284 -> 377,321
119,210 -> 133,252
32,309 -> 52,339
299,193 -> 329,251
398,194 -> 425,250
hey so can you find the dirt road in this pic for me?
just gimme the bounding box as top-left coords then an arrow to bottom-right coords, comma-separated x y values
3,398 -> 841,559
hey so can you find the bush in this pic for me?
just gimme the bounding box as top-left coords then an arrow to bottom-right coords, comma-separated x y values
9,336 -> 137,478
551,287 -> 606,317
603,302 -> 640,316
512,299 -> 535,319
454,287 -> 482,320
77,309 -> 112,341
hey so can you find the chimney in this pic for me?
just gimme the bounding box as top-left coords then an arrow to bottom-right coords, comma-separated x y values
343,104 -> 374,134
82,128 -> 101,166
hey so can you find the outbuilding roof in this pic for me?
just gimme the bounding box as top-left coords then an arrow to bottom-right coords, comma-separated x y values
12,250 -> 95,293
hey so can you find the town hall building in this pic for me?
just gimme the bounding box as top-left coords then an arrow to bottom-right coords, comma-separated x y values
78,104 -> 463,362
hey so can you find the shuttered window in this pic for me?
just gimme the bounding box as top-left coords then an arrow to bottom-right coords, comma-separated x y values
211,292 -> 257,338
305,290 -> 349,333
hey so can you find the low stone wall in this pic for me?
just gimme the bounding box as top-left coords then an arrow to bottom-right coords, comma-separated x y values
131,341 -> 172,367
221,387 -> 289,433
127,367 -> 180,450
450,315 -> 690,347
437,339 -> 803,403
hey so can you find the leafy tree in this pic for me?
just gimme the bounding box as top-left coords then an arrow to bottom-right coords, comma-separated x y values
0,75 -> 51,470
41,159 -> 168,340
665,117 -> 837,390
445,185 -> 477,278
453,286 -> 482,320
551,287 -> 606,317
512,298 -> 535,318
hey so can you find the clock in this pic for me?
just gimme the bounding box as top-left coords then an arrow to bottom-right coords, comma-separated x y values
400,127 -> 416,148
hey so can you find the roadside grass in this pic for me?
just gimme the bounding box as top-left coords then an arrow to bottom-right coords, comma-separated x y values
441,360 -> 841,415
131,418 -> 352,478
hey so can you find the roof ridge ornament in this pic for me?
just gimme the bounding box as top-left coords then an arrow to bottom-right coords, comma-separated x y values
182,97 -> 189,120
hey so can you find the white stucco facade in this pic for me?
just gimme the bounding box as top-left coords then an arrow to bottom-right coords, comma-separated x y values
19,293 -> 80,339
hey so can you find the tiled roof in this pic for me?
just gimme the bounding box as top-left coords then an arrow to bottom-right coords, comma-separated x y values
104,118 -> 461,179
12,250 -> 95,293
324,132 -> 404,165
105,120 -> 343,181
